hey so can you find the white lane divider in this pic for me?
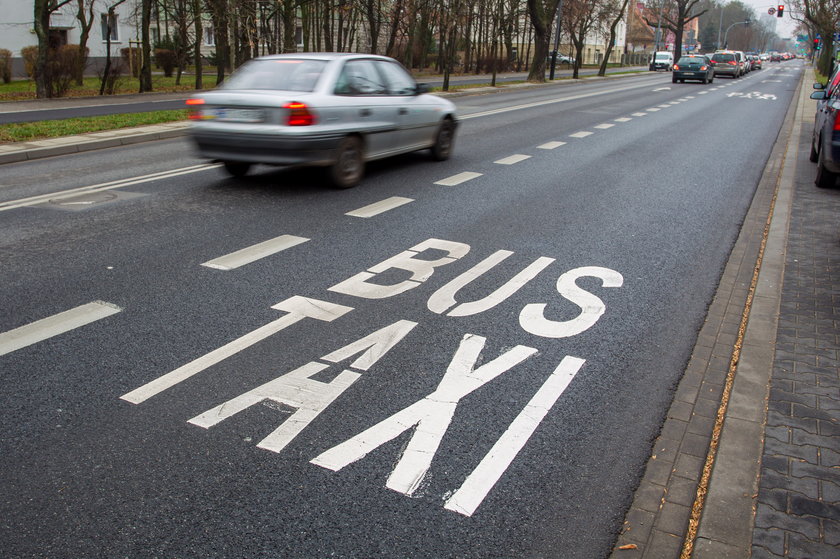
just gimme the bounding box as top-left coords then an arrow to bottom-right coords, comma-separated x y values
201,235 -> 310,271
632,112 -> 648,117
646,108 -> 661,112
569,131 -> 593,138
434,172 -> 483,186
537,141 -> 566,150
494,154 -> 531,165
346,196 -> 414,218
594,123 -> 615,129
0,163 -> 220,212
0,301 -> 122,357
614,117 -> 632,123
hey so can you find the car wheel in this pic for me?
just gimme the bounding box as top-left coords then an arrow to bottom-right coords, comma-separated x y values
709,76 -> 714,83
223,161 -> 251,178
672,76 -> 678,84
809,137 -> 819,163
430,118 -> 455,161
816,144 -> 837,189
329,136 -> 364,189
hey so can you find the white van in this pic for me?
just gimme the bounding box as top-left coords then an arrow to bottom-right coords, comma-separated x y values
650,51 -> 674,71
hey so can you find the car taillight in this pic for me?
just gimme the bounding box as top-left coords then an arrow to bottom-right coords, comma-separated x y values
728,61 -> 737,65
834,111 -> 840,131
186,98 -> 205,120
673,64 -> 680,70
284,102 -> 315,126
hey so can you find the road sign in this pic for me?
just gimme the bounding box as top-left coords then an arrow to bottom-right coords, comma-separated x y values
768,7 -> 775,14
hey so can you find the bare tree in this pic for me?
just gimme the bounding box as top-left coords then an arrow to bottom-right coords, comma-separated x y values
33,0 -> 75,98
598,0 -> 630,75
526,0 -> 562,81
790,0 -> 840,74
74,0 -> 97,85
643,0 -> 707,60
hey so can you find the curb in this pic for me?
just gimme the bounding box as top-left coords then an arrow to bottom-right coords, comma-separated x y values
609,67 -> 806,558
0,69 -> 648,165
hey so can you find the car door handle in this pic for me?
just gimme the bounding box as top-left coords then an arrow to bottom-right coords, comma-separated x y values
360,109 -> 372,117
399,108 -> 409,115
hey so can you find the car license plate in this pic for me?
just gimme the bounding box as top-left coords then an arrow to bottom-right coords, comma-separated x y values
212,108 -> 264,123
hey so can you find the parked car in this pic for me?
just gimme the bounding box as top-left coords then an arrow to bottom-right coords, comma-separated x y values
672,55 -> 714,84
809,72 -> 840,188
710,51 -> 740,78
186,53 -> 458,188
749,54 -> 762,70
650,51 -> 674,71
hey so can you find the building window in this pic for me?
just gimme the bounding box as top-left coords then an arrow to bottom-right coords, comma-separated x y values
101,13 -> 119,42
204,24 -> 215,46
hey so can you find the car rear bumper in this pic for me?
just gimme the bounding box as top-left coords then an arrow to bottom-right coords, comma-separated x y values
189,130 -> 343,166
713,66 -> 738,76
674,71 -> 708,80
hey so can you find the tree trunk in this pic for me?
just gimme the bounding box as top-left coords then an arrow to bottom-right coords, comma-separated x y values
140,0 -> 153,92
193,0 -> 203,89
527,0 -> 559,82
599,0 -> 630,76
33,0 -> 51,99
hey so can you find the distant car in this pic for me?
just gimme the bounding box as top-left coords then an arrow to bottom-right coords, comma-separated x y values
650,51 -> 674,71
186,53 -> 458,188
711,51 -> 740,78
809,71 -> 840,188
672,55 -> 714,84
557,55 -> 576,64
749,55 -> 762,70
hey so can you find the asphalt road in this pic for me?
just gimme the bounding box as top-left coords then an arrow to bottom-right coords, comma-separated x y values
0,62 -> 803,558
0,66 -> 647,124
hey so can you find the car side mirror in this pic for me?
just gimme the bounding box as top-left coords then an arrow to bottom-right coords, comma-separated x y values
813,82 -> 826,90
811,91 -> 828,100
415,83 -> 430,95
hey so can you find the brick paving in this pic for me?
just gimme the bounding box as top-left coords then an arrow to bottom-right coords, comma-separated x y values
750,134 -> 840,558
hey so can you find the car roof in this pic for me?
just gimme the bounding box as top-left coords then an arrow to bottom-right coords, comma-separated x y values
253,52 -> 396,63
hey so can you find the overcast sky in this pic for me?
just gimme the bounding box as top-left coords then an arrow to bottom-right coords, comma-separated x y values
738,0 -> 800,37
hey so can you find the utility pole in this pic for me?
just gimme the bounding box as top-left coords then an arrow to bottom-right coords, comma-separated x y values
549,0 -> 564,80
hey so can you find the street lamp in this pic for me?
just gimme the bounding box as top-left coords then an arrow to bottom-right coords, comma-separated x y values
723,19 -> 750,50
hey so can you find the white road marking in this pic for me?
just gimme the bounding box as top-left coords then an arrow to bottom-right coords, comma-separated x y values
631,112 -> 648,117
653,87 -> 671,91
537,141 -> 566,149
0,164 -> 220,212
658,104 -> 672,108
434,172 -> 483,186
0,301 -> 121,357
646,108 -> 661,112
668,101 -> 681,105
594,123 -> 614,129
443,355 -> 586,516
494,154 -> 531,165
201,235 -> 310,270
460,79 -> 666,121
699,91 -> 709,94
685,96 -> 696,99
614,117 -> 632,122
311,334 -> 538,496
121,297 -> 353,404
345,196 -> 413,218
569,131 -> 593,138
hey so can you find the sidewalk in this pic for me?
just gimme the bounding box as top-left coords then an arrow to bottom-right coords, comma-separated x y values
611,69 -> 840,558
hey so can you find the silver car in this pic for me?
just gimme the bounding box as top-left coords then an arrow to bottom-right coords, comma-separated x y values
187,53 -> 458,188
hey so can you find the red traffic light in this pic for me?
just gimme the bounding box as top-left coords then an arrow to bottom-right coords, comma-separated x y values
777,4 -> 784,17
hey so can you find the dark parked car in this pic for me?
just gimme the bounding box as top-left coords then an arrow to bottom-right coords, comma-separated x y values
672,55 -> 714,84
187,53 -> 458,188
809,73 -> 840,188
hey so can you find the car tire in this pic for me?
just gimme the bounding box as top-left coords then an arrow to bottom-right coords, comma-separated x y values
672,76 -> 678,84
816,144 -> 838,189
223,161 -> 251,178
430,118 -> 455,161
709,76 -> 714,83
809,138 -> 819,163
329,136 -> 364,189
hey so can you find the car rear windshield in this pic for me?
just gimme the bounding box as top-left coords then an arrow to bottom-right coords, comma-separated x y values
711,54 -> 735,62
221,59 -> 328,92
677,57 -> 704,64
655,54 -> 670,60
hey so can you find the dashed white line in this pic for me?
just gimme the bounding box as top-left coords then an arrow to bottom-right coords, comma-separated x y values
657,104 -> 672,108
632,112 -> 648,117
494,154 -> 532,165
345,196 -> 414,218
537,141 -> 566,150
699,91 -> 709,94
614,117 -> 632,122
594,123 -> 615,130
569,131 -> 593,138
202,235 -> 309,270
434,172 -> 483,186
0,301 -> 122,357
646,108 -> 661,112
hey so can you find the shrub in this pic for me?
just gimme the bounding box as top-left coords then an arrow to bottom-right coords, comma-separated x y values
98,60 -> 124,95
154,48 -> 177,77
120,47 -> 140,77
0,49 -> 11,83
45,44 -> 83,97
21,45 -> 38,77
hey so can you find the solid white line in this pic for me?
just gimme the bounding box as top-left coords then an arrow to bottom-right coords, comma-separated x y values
594,123 -> 614,129
201,235 -> 309,270
0,301 -> 121,357
434,172 -> 482,186
537,141 -> 566,150
345,196 -> 413,218
614,117 -> 632,122
569,131 -> 593,138
443,356 -> 585,517
459,78 -> 666,121
494,154 -> 531,165
0,164 -> 220,212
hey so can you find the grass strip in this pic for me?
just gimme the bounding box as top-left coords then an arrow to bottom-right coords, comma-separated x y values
0,110 -> 188,143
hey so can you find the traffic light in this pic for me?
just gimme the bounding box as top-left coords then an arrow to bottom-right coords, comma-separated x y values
814,38 -> 821,50
777,4 -> 784,17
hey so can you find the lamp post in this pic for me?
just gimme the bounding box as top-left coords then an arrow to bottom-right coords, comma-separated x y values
549,0 -> 565,80
723,19 -> 750,50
